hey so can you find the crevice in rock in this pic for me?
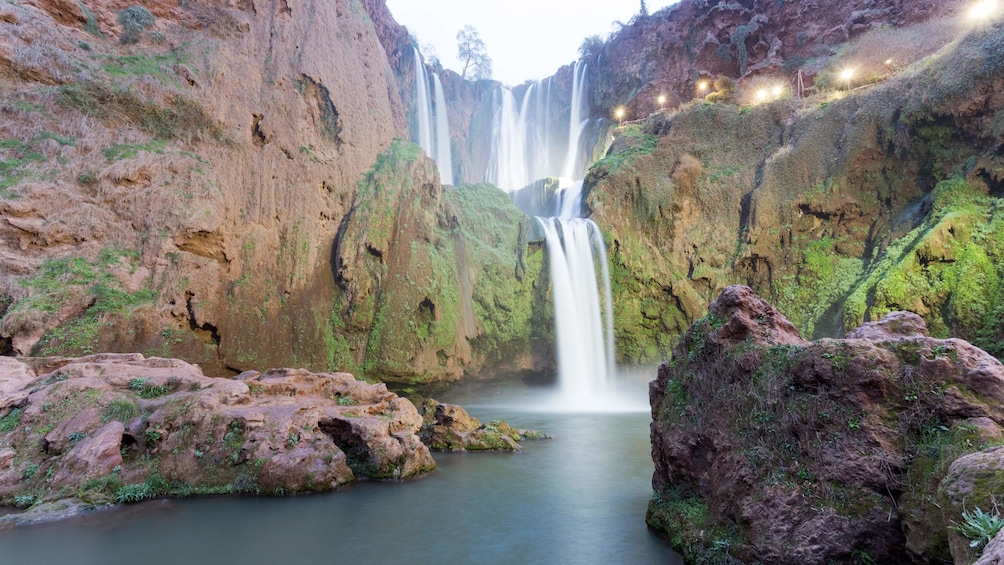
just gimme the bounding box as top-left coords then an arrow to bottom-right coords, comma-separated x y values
279,0 -> 291,16
251,113 -> 267,147
366,244 -> 383,262
186,292 -> 221,350
318,418 -> 370,475
296,74 -> 343,148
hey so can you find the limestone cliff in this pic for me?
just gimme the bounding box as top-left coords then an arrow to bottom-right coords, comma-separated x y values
586,20 -> 1004,363
0,0 -> 551,382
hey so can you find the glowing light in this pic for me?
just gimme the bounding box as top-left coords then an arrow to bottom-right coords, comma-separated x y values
657,94 -> 666,106
772,86 -> 783,97
840,69 -> 855,82
697,81 -> 709,92
614,107 -> 625,121
756,89 -> 768,102
969,0 -> 1001,21
885,58 -> 894,65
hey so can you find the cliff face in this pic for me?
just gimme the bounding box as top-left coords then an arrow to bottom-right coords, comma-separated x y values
586,20 -> 1004,364
0,0 -> 531,381
586,0 -> 966,119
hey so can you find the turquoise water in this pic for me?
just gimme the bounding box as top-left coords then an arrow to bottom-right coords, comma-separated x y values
0,382 -> 679,564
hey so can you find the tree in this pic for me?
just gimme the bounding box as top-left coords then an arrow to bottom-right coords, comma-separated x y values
640,0 -> 648,17
456,25 -> 492,81
117,5 -> 155,44
579,35 -> 604,59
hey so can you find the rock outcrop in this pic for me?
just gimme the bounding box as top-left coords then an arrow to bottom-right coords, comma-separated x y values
649,285 -> 1004,564
418,399 -> 548,452
0,354 -> 434,529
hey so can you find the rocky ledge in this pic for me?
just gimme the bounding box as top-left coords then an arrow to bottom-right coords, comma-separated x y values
0,354 -> 435,529
649,285 -> 1004,564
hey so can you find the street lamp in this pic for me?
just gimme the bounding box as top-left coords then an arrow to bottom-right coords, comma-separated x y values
840,68 -> 855,92
697,81 -> 709,94
614,107 -> 625,124
657,94 -> 666,109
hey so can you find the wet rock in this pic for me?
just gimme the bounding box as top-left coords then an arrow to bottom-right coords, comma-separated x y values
0,355 -> 435,529
418,399 -> 548,452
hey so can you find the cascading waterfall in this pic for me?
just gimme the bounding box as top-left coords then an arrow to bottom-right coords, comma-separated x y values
412,47 -> 453,185
432,74 -> 453,186
537,215 -> 616,411
482,59 -> 621,410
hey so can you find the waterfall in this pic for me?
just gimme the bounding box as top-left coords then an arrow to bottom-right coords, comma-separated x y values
537,217 -> 616,410
559,61 -> 588,181
412,47 -> 454,185
432,74 -> 453,186
413,48 -> 433,156
480,58 -> 621,410
485,86 -> 533,192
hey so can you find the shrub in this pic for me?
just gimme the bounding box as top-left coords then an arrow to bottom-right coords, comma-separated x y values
117,6 -> 155,45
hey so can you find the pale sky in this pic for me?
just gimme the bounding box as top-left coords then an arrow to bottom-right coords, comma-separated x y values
385,0 -> 680,86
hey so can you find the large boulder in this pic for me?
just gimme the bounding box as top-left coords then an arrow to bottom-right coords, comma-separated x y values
649,285 -> 1004,564
0,354 -> 435,528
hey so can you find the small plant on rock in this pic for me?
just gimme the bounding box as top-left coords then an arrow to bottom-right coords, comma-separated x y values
953,506 -> 1004,549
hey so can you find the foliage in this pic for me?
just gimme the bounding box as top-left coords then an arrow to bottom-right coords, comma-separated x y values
1,249 -> 157,356
101,399 -> 141,423
0,408 -> 23,432
59,82 -> 226,142
456,25 -> 492,80
117,6 -> 155,44
579,35 -> 604,60
953,507 -> 1004,550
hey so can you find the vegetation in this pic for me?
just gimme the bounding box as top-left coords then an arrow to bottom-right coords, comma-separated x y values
953,507 -> 1004,550
1,249 -> 157,356
117,6 -> 155,44
456,25 -> 492,80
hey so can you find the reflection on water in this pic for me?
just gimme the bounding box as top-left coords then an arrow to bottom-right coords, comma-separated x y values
0,378 -> 680,565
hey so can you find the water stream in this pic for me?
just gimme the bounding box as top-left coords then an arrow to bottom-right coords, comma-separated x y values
412,47 -> 453,185
0,381 -> 679,564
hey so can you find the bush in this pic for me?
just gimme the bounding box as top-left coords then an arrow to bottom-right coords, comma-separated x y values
117,6 -> 155,44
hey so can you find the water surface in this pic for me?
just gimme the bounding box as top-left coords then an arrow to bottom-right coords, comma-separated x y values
0,381 -> 679,564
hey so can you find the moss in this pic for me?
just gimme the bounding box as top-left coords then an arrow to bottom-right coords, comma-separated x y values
647,488 -> 743,564
2,249 -> 157,357
840,178 -> 1003,356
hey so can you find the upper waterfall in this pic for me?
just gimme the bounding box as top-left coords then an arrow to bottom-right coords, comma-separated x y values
412,47 -> 454,185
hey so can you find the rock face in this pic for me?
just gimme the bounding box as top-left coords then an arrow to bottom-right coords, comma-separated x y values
332,141 -> 553,383
649,285 -> 1004,564
588,0 -> 965,118
0,0 -> 558,384
0,0 -> 407,375
0,354 -> 435,529
588,20 -> 1004,364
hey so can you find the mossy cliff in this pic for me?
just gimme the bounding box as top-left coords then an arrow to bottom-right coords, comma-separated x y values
333,140 -> 551,384
648,285 -> 1004,564
0,0 -> 553,383
586,22 -> 1004,364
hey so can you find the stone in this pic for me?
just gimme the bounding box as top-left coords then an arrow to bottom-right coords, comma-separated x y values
0,355 -> 436,528
649,286 -> 1004,564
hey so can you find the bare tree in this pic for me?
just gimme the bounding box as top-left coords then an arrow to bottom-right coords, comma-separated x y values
456,25 -> 492,80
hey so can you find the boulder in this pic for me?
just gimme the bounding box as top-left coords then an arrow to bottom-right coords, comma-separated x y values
0,356 -> 436,529
649,285 -> 1004,564
418,399 -> 547,452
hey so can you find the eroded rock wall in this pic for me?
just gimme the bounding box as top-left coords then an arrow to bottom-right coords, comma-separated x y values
586,21 -> 1004,363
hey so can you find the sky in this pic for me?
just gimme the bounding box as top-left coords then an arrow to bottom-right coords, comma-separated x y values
385,0 -> 680,86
